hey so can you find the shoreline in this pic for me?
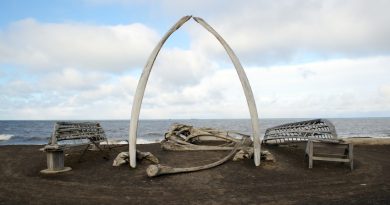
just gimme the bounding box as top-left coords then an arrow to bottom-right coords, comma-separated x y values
341,137 -> 390,145
2,136 -> 390,146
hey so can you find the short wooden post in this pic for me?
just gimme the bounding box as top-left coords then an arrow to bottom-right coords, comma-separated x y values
308,141 -> 313,169
349,143 -> 354,170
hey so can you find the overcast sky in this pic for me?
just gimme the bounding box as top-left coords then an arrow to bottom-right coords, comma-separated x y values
1,0 -> 389,120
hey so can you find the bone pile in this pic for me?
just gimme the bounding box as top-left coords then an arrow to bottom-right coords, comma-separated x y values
146,124 -> 273,177
114,124 -> 274,177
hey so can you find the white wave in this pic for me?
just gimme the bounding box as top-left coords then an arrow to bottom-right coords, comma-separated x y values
100,138 -> 160,145
100,139 -> 128,145
0,134 -> 13,141
145,132 -> 162,136
137,138 -> 160,144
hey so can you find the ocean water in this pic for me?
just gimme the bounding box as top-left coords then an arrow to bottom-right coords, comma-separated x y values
0,118 -> 389,145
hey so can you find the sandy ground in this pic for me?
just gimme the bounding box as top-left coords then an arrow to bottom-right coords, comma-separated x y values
0,143 -> 389,205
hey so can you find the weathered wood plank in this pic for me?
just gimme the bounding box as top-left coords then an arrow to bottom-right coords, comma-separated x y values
312,156 -> 350,162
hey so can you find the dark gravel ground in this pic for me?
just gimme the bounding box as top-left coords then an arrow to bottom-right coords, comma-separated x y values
0,143 -> 389,205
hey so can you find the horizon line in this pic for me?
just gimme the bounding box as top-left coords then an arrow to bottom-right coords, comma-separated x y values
1,116 -> 389,121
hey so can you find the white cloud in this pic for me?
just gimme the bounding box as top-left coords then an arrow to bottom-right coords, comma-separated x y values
40,68 -> 107,91
138,56 -> 390,119
0,18 -> 159,71
2,55 -> 390,119
176,0 -> 390,65
0,72 -> 139,120
147,47 -> 218,91
80,0 -> 390,65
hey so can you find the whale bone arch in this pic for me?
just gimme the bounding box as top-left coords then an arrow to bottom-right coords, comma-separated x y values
128,15 -> 261,168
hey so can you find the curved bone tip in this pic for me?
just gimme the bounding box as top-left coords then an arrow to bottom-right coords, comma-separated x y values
146,165 -> 160,177
193,17 -> 204,23
181,15 -> 193,21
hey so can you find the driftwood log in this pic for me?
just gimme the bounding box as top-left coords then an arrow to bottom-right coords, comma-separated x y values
128,15 -> 261,168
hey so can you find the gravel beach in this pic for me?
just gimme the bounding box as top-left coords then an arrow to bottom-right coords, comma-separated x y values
0,143 -> 389,204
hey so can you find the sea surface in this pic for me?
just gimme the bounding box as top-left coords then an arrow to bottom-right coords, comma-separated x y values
0,118 -> 389,145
